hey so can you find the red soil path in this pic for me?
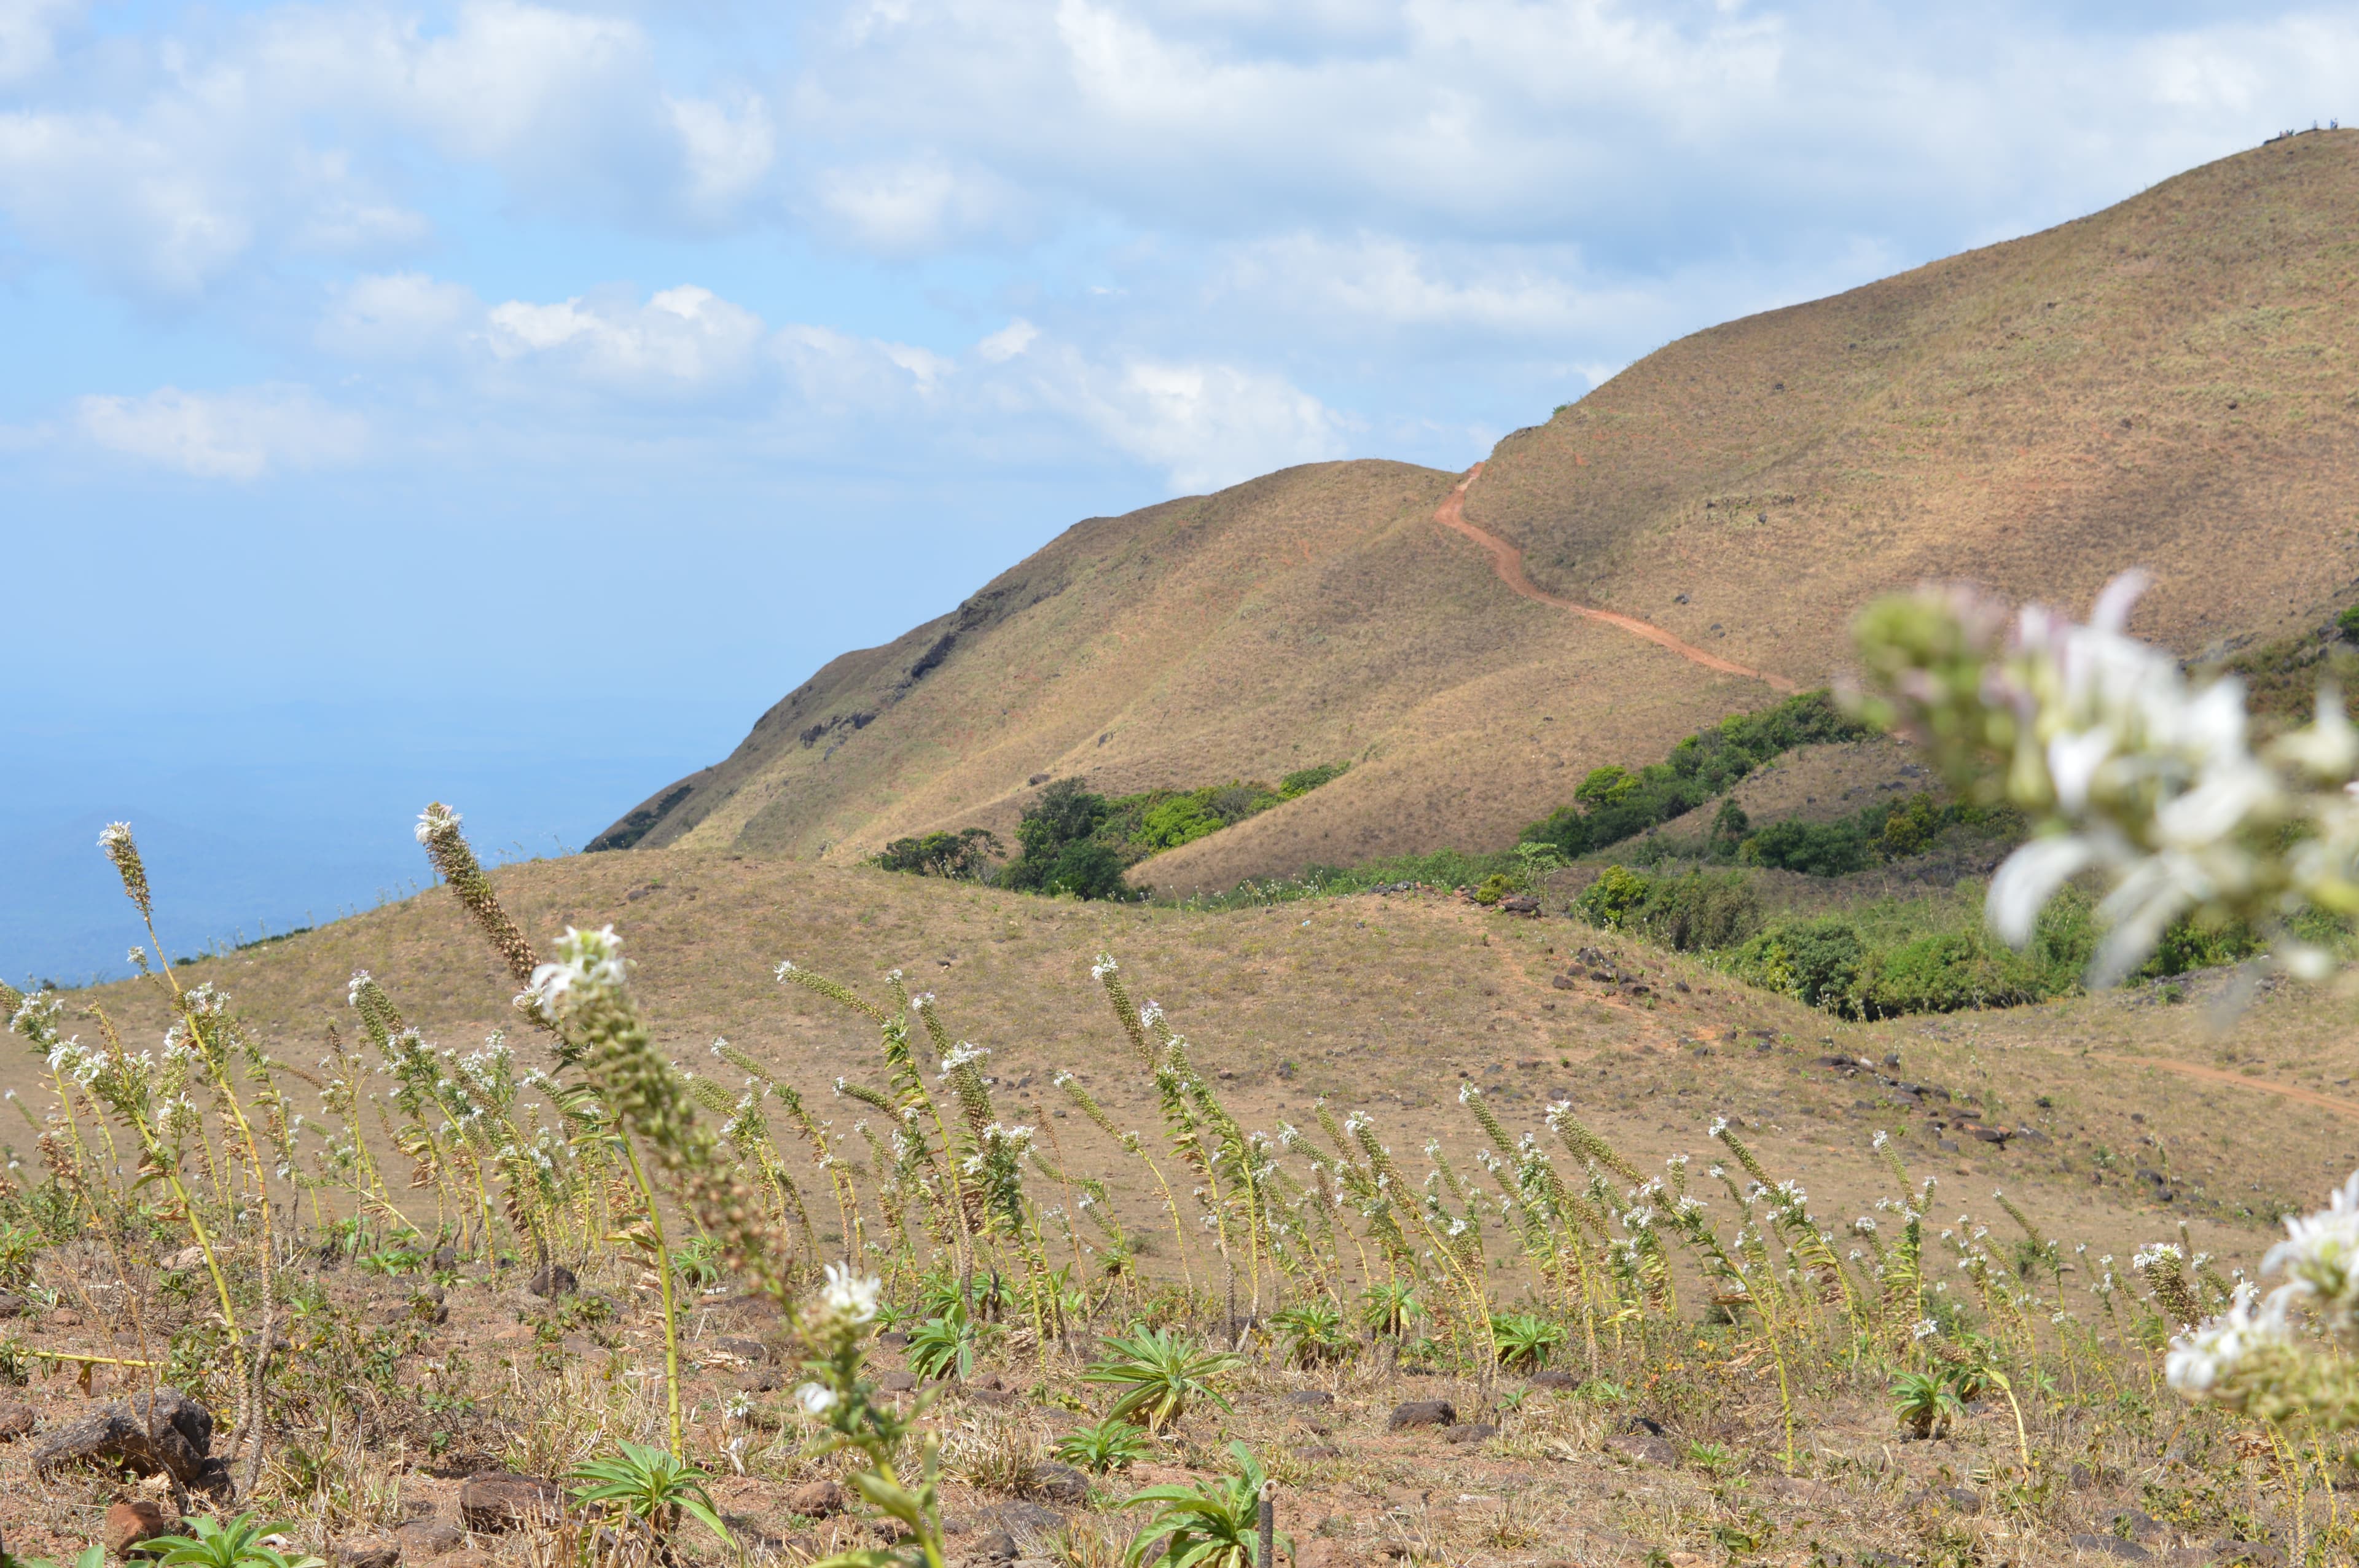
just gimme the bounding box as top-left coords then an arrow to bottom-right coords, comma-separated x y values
1433,463 -> 1798,693
2096,1053 -> 2359,1124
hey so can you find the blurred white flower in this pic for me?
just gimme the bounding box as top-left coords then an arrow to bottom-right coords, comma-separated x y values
2166,1282 -> 2291,1394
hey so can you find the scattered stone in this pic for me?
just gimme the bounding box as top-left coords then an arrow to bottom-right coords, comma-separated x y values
50,1309 -> 84,1327
877,1331 -> 910,1348
1606,1432 -> 1678,1467
393,1522 -> 464,1559
0,1293 -> 28,1318
1291,1444 -> 1343,1460
525,1265 -> 577,1299
1440,1423 -> 1496,1445
1529,1369 -> 1581,1391
103,1498 -> 178,1558
333,1538 -> 401,1568
0,1401 -> 37,1440
2067,1536 -> 2149,1562
735,1367 -> 782,1394
879,1371 -> 918,1394
2113,1510 -> 2165,1540
709,1336 -> 768,1365
429,1247 -> 458,1273
1622,1414 -> 1667,1437
974,1502 -> 1061,1546
458,1472 -> 565,1532
160,1246 -> 206,1273
1387,1399 -> 1457,1430
1281,1389 -> 1335,1409
783,1481 -> 846,1518
1027,1463 -> 1090,1505
421,1451 -> 504,1480
34,1387 -> 214,1486
960,1385 -> 1019,1408
2211,1541 -> 2283,1566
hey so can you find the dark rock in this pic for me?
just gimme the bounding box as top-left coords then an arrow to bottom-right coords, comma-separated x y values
2113,1510 -> 2165,1540
393,1522 -> 464,1559
1441,1423 -> 1496,1445
333,1538 -> 401,1568
429,1247 -> 458,1272
0,1400 -> 36,1440
2067,1536 -> 2149,1562
1549,975 -> 1575,991
974,1503 -> 1062,1542
1606,1433 -> 1677,1466
421,1450 -> 504,1479
709,1336 -> 768,1364
189,1457 -> 234,1499
735,1367 -> 782,1394
526,1265 -> 577,1298
1621,1414 -> 1666,1437
104,1498 -> 179,1558
1281,1389 -> 1335,1409
51,1309 -> 84,1327
961,1385 -> 1019,1407
34,1387 -> 214,1484
879,1370 -> 918,1393
1529,1369 -> 1581,1391
1027,1463 -> 1090,1504
877,1331 -> 910,1348
1387,1400 -> 1457,1430
2211,1541 -> 2283,1566
0,1293 -> 28,1318
458,1472 -> 565,1532
783,1480 -> 846,1518
1291,1444 -> 1343,1459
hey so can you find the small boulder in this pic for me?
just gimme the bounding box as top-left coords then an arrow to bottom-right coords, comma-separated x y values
0,1400 -> 37,1440
334,1539 -> 401,1568
458,1473 -> 565,1532
784,1481 -> 845,1518
1280,1389 -> 1334,1409
429,1247 -> 459,1273
103,1498 -> 179,1558
1529,1369 -> 1581,1391
1441,1423 -> 1496,1445
35,1387 -> 215,1486
709,1336 -> 768,1365
878,1370 -> 918,1394
2064,1537 -> 2148,1562
1387,1399 -> 1457,1430
160,1246 -> 206,1273
1026,1463 -> 1089,1505
0,1293 -> 28,1318
1606,1432 -> 1678,1467
393,1522 -> 464,1559
525,1265 -> 577,1299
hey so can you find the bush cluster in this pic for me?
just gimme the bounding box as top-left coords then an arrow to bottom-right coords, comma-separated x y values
1575,866 -> 2271,1018
1520,690 -> 1871,858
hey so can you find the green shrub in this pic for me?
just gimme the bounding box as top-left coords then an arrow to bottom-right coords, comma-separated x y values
872,827 -> 1003,880
1741,817 -> 1872,875
1575,867 -> 1761,951
1279,761 -> 1349,797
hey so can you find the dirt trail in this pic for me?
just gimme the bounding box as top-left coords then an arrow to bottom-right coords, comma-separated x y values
1433,463 -> 1798,692
2095,1053 -> 2359,1123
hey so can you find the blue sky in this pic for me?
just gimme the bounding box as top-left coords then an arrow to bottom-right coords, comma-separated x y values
4,0 -> 2352,983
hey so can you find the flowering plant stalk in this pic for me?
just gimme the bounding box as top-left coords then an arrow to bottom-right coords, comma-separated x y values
792,1264 -> 948,1568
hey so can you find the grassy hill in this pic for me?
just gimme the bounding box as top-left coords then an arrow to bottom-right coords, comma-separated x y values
593,132 -> 2359,900
49,846 -> 2358,1275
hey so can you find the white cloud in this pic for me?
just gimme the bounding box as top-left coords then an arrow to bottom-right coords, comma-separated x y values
0,0 -> 77,85
486,284 -> 767,398
977,318 -> 1038,362
810,156 -> 1025,255
318,271 -> 484,359
669,93 -> 777,219
73,385 -> 366,479
1018,349 -> 1346,492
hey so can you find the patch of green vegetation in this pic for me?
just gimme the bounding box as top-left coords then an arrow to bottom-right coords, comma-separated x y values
904,762 -> 1354,899
1520,690 -> 1872,858
1574,868 -> 2282,1019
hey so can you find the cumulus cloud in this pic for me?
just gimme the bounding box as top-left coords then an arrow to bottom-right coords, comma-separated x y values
73,385 -> 366,479
1012,349 -> 1347,492
318,271 -> 484,359
0,0 -> 76,85
485,285 -> 767,399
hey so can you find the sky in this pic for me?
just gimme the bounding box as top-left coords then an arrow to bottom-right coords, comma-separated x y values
4,0 -> 2353,983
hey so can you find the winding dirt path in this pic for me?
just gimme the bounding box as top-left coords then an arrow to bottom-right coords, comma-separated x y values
1433,463 -> 1798,692
2094,1053 -> 2359,1123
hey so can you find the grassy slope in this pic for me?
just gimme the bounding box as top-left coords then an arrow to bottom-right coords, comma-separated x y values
1473,130 -> 2359,687
50,851 -> 2359,1283
598,134 -> 2359,896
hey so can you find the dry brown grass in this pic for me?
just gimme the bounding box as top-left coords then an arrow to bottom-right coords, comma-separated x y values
50,849 -> 2359,1292
594,134 -> 2359,900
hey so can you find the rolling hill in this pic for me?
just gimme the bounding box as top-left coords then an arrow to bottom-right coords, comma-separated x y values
595,131 -> 2359,897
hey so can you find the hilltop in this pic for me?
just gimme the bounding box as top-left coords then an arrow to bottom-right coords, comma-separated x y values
593,133 -> 2359,896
